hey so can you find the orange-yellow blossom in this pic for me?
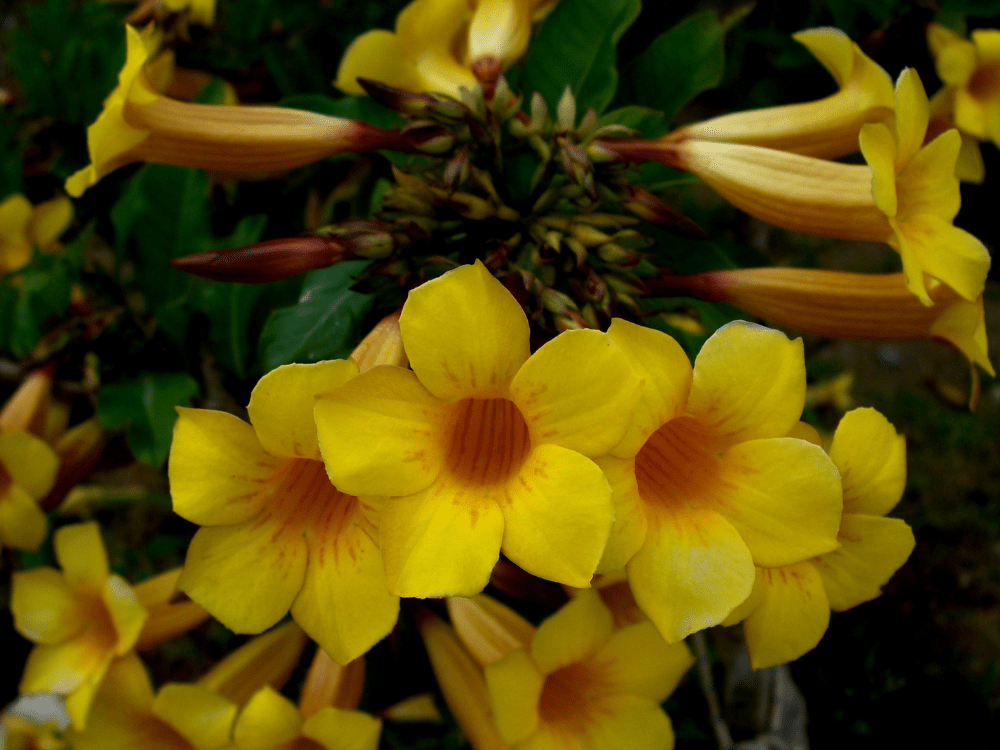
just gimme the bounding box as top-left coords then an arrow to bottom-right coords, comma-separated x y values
0,193 -> 73,274
927,23 -> 1000,149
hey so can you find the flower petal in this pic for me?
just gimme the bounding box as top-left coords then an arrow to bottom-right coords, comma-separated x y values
530,590 -> 613,675
858,122 -> 898,217
484,648 -> 543,743
335,29 -> 427,95
742,562 -> 830,669
54,522 -> 109,592
248,360 -> 359,461
0,431 -> 59,499
102,575 -> 148,655
178,516 -> 308,634
400,262 -> 530,400
233,686 -> 302,750
812,513 -> 915,611
0,484 -> 48,551
605,319 -> 692,458
302,706 -> 383,750
896,128 -> 961,221
593,455 -> 647,575
709,437 -> 842,568
899,213 -> 990,303
582,695 -> 675,750
829,407 -> 906,517
447,594 -> 536,667
395,0 -> 479,95
170,407 -> 282,526
510,329 -> 641,458
11,567 -> 86,644
290,497 -> 400,664
893,68 -> 930,169
315,366 -> 445,497
151,684 -> 237,750
379,476 -> 505,597
685,322 -> 805,450
500,444 -> 613,588
591,620 -> 694,703
64,656 -> 113,729
627,504 -> 754,644
19,633 -> 107,695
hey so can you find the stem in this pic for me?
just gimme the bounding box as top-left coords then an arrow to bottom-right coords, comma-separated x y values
692,630 -> 734,750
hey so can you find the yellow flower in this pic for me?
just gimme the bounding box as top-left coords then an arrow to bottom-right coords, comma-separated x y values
170,358 -> 400,665
594,320 -> 843,643
336,0 -> 554,97
315,261 -> 642,597
161,0 -> 216,27
67,26 -> 404,197
724,409 -> 915,669
927,84 -> 986,183
0,431 -> 59,552
484,591 -> 693,750
11,522 -> 149,729
0,194 -> 73,274
927,23 -> 1000,148
669,27 -> 894,158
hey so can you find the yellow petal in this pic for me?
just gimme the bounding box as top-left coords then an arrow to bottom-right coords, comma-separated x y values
893,69 -> 930,169
102,575 -> 148,655
379,476 -> 505,597
510,329 -> 642,458
530,590 -> 613,675
27,196 -> 73,250
54,522 -> 109,591
720,565 -> 766,627
742,562 -> 830,669
336,29 -> 427,95
581,695 -> 675,750
0,484 -> 48,551
935,36 -> 977,87
501,444 -> 612,588
468,0 -> 532,68
792,27 -> 855,86
11,567 -> 86,644
896,128 -> 961,221
151,684 -> 237,750
484,649 -> 543,743
686,322 -> 806,450
828,407 -> 905,517
898,214 -> 990,303
0,194 -> 34,272
858,121 -> 898,217
247,360 -> 359,461
812,513 -> 915,611
19,634 -> 107,696
605,319 -> 692,459
315,366 -> 445,497
64,656 -> 113,730
447,594 -> 536,667
930,294 -> 995,377
178,516 -> 308,634
956,132 -> 986,183
593,454 -> 647,575
290,498 -> 400,664
233,686 -> 302,750
972,28 -> 1000,63
626,504 -> 754,643
787,420 -> 823,445
395,0 -> 478,95
400,262 -> 531,400
301,706 -> 382,750
0,431 -> 60,499
926,23 -> 965,62
591,620 -> 694,703
169,407 -> 283,526
888,217 -> 932,306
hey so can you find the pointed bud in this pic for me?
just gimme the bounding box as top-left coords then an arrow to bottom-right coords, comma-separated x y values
401,121 -> 455,154
596,242 -> 639,267
133,568 -> 211,651
356,78 -> 436,116
575,108 -> 598,141
170,237 -> 354,282
350,313 -> 407,371
446,595 -> 536,668
620,186 -> 708,238
568,223 -> 612,247
556,86 -> 576,131
0,365 -> 54,436
444,149 -> 472,189
299,650 -> 366,717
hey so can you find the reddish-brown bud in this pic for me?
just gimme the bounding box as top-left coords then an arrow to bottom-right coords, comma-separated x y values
170,237 -> 354,283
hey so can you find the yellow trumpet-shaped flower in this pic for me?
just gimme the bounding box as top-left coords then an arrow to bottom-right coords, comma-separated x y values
315,261 -> 642,598
724,409 -> 915,669
0,430 -> 58,552
67,26 -> 405,197
170,357 -> 400,665
0,193 -> 73,274
927,23 -> 1000,149
484,590 -> 694,750
669,27 -> 894,158
11,522 -> 149,729
594,319 -> 843,644
336,0 -> 554,97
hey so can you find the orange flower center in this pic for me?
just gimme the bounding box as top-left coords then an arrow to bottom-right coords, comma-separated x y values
538,662 -> 610,734
634,416 -> 719,507
442,398 -> 531,486
968,63 -> 1000,101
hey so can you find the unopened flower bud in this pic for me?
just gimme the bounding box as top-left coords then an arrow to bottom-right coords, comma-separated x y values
556,86 -> 576,131
0,365 -> 54,436
350,313 -> 407,371
171,237 -> 354,282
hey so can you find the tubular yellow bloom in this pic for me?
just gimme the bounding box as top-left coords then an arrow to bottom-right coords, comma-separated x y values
315,261 -> 642,598
725,409 -> 915,669
0,193 -> 73,274
169,359 -> 400,665
484,590 -> 694,750
11,523 -> 149,729
669,27 -> 894,158
0,431 -> 58,551
67,26 -> 404,198
336,0 -> 552,97
927,23 -> 1000,148
594,319 -> 843,644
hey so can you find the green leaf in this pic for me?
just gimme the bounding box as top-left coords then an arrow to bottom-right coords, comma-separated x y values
98,372 -> 201,467
4,257 -> 72,358
618,10 -> 742,121
279,94 -> 404,129
259,260 -> 373,371
519,0 -> 641,114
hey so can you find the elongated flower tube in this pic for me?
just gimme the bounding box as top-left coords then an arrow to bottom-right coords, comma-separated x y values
666,27 -> 894,158
0,193 -> 73,274
66,26 -> 410,197
11,523 -> 149,729
447,594 -> 536,667
927,23 -> 1000,149
593,320 -> 843,644
724,409 -> 915,669
336,0 -> 555,97
0,431 -> 58,552
316,261 -> 642,598
484,590 -> 694,750
169,358 -> 400,664
131,568 -> 211,651
649,267 -> 994,407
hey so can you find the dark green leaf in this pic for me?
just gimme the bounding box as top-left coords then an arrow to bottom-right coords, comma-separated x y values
519,0 -> 641,114
259,260 -> 373,370
98,372 -> 201,466
5,257 -> 72,358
